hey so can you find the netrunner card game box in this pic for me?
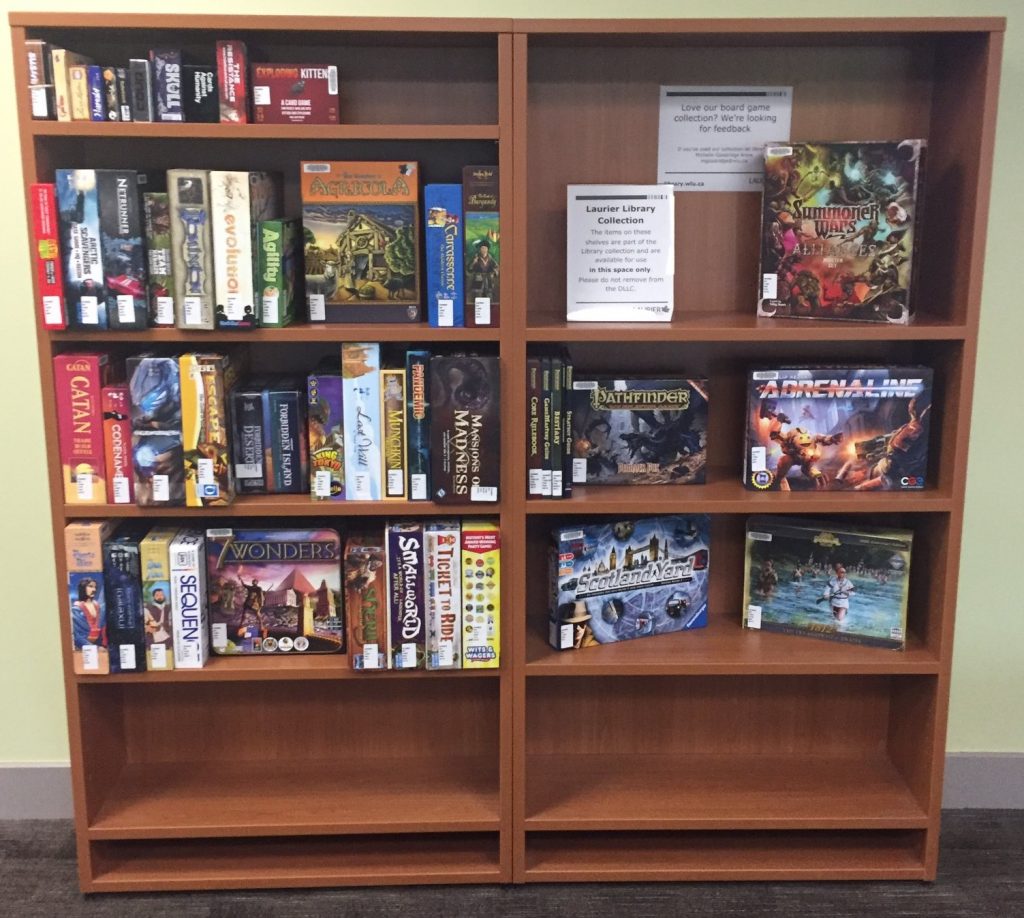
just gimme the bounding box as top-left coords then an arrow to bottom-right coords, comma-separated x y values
206,528 -> 344,654
742,516 -> 912,649
549,515 -> 710,651
744,366 -> 933,492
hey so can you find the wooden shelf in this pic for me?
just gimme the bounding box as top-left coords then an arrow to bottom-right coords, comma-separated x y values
526,753 -> 928,831
526,313 -> 969,343
89,756 -> 499,840
30,122 -> 500,141
48,324 -> 501,344
63,494 -> 500,519
525,624 -> 939,676
90,833 -> 503,891
76,652 -> 498,683
524,829 -> 926,882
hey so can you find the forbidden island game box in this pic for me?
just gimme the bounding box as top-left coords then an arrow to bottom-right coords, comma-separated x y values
549,515 -> 710,651
742,516 -> 912,650
744,366 -> 933,492
205,528 -> 344,654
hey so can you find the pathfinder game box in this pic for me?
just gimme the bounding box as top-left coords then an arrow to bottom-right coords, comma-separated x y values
758,140 -> 925,324
742,516 -> 912,649
206,528 -> 344,655
406,350 -> 431,501
549,515 -> 710,651
301,161 -> 421,323
570,378 -> 708,486
744,366 -> 933,492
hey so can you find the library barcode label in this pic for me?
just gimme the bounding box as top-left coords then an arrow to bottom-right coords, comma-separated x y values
308,294 -> 325,321
236,462 -> 262,479
79,296 -> 99,325
410,475 -> 427,500
401,643 -> 417,669
761,273 -> 778,300
748,531 -> 773,542
81,645 -> 99,671
362,643 -> 380,669
43,296 -> 63,325
75,475 -> 93,501
437,298 -> 454,326
152,474 -> 170,502
747,605 -> 763,629
314,470 -> 332,497
112,476 -> 130,504
117,295 -> 136,324
150,645 -> 167,669
387,470 -> 405,496
197,458 -> 215,485
119,645 -> 136,671
471,485 -> 497,502
155,297 -> 175,325
183,296 -> 203,326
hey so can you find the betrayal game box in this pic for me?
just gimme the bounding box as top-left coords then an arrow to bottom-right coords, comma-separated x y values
758,140 -> 925,324
744,366 -> 933,492
549,515 -> 710,651
206,528 -> 344,655
742,516 -> 912,650
570,378 -> 708,486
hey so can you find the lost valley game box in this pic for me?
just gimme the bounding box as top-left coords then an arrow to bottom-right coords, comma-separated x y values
570,378 -> 708,486
742,516 -> 912,649
745,366 -> 933,492
206,528 -> 344,655
758,140 -> 925,324
549,514 -> 710,651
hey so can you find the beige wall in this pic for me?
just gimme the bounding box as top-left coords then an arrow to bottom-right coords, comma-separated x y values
1,0 -> 1019,762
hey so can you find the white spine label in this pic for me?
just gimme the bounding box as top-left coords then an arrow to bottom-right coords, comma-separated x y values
81,645 -> 99,671
471,485 -> 497,502
262,293 -> 279,325
400,643 -> 417,669
474,297 -> 491,325
149,644 -> 167,669
152,474 -> 170,502
308,293 -> 325,321
197,458 -> 215,485
112,476 -> 130,504
253,85 -> 270,105
314,470 -> 332,497
410,474 -> 427,501
42,296 -> 63,325
750,446 -> 767,473
183,295 -> 203,326
572,458 -> 588,484
79,295 -> 99,325
747,605 -> 763,629
437,298 -> 454,327
387,469 -> 405,497
762,273 -> 778,300
362,643 -> 380,670
116,294 -> 136,324
118,645 -> 137,671
155,296 -> 175,325
75,475 -> 93,501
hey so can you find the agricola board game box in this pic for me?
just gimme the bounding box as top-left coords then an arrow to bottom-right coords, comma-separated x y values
301,161 -> 421,323
742,516 -> 912,649
206,528 -> 344,655
549,515 -> 710,651
758,140 -> 925,324
744,366 -> 933,492
570,378 -> 708,486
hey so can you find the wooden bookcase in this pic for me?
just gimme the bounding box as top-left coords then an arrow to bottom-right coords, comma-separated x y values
11,13 -> 1002,892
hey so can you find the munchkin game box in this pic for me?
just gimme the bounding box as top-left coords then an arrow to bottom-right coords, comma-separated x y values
744,366 -> 933,492
549,515 -> 710,651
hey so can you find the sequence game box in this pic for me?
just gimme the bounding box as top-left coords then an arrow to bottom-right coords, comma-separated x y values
549,515 -> 710,651
570,378 -> 708,486
758,140 -> 925,324
744,366 -> 933,492
742,516 -> 912,649
206,528 -> 344,655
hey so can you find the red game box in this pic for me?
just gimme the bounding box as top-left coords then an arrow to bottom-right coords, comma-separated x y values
251,63 -> 339,124
31,183 -> 66,329
55,352 -> 111,504
216,41 -> 248,124
102,384 -> 133,505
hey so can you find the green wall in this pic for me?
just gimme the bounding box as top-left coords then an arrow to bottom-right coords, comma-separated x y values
1,0 -> 1019,762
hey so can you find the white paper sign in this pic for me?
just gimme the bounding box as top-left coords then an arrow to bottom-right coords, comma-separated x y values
657,86 -> 792,192
566,184 -> 675,322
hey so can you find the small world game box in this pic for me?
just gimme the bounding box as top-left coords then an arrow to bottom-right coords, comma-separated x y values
758,140 -> 925,324
742,516 -> 912,649
549,515 -> 710,651
570,378 -> 708,486
205,528 -> 344,654
744,366 -> 933,492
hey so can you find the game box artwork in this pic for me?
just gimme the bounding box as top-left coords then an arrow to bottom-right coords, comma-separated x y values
742,516 -> 912,650
301,161 -> 421,323
570,378 -> 708,486
758,140 -> 925,324
744,366 -> 933,492
549,515 -> 710,651
206,528 -> 344,655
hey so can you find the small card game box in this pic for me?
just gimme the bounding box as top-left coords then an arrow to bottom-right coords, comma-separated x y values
252,63 -> 339,124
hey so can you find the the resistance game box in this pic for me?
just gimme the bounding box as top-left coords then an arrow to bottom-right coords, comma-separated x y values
758,140 -> 925,324
742,516 -> 912,649
571,378 -> 708,486
549,515 -> 710,651
744,366 -> 933,492
206,528 -> 345,655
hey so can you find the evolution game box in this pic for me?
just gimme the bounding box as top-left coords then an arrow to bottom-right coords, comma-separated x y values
758,140 -> 925,324
744,366 -> 933,492
205,528 -> 344,655
549,515 -> 710,651
570,378 -> 708,486
742,516 -> 912,649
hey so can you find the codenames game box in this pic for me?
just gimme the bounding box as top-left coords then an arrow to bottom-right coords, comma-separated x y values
206,528 -> 344,655
744,366 -> 933,492
758,140 -> 925,324
742,516 -> 912,650
549,515 -> 710,651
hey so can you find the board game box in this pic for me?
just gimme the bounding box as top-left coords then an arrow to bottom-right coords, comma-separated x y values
252,63 -> 339,124
216,40 -> 248,123
386,522 -> 426,670
168,169 -> 215,329
344,535 -> 388,671
30,183 -> 66,328
170,529 -> 208,668
127,355 -> 185,506
425,520 -> 461,669
265,377 -> 308,494
258,218 -> 301,327
143,191 -> 175,325
758,140 -> 925,324
207,528 -> 344,655
65,520 -> 117,674
341,343 -> 382,500
406,350 -> 431,501
103,523 -> 147,674
744,366 -> 934,492
101,383 -> 133,504
424,183 -> 464,327
549,515 -> 710,651
55,169 -> 106,327
381,368 -> 407,499
140,526 -> 178,671
301,161 -> 421,323
462,166 -> 500,327
180,353 -> 239,506
742,516 -> 912,649
570,377 -> 708,486
96,169 -> 150,330
54,352 -> 111,504
462,520 -> 500,668
308,373 -> 344,500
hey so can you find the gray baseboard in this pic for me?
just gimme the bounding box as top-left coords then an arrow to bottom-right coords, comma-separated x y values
1,755 -> 1021,819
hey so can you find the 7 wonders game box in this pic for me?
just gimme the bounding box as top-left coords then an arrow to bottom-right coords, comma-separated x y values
744,366 -> 933,492
742,516 -> 912,649
549,515 -> 710,651
206,528 -> 344,654
570,378 -> 708,486
758,140 -> 925,324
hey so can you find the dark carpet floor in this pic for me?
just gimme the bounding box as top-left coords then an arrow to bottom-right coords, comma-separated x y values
1,811 -> 1021,916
